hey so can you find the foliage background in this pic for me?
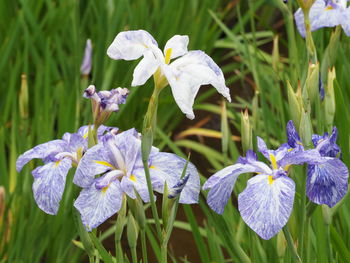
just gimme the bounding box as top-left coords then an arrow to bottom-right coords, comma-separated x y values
1,0 -> 350,262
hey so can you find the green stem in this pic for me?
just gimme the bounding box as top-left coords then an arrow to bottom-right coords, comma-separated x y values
141,229 -> 148,263
303,10 -> 317,63
131,247 -> 137,263
283,226 -> 302,263
161,237 -> 168,263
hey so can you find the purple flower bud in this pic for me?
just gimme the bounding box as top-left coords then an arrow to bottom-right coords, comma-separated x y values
80,39 -> 92,75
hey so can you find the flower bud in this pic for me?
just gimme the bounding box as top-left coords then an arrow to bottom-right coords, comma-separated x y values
272,35 -> 280,72
299,109 -> 313,147
19,74 -> 29,119
322,205 -> 332,225
277,231 -> 287,259
241,108 -> 252,152
80,39 -> 92,76
127,213 -> 139,249
323,67 -> 336,129
287,81 -> 302,129
305,62 -> 320,104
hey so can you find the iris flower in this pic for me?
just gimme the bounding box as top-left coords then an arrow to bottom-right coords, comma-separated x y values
203,121 -> 348,240
16,125 -> 114,215
106,30 -> 231,119
295,0 -> 350,37
286,120 -> 348,207
73,128 -> 200,230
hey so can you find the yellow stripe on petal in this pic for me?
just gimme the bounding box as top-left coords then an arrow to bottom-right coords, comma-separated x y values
164,48 -> 172,64
149,165 -> 156,169
93,160 -> 116,169
268,175 -> 274,185
269,154 -> 278,170
130,175 -> 137,182
55,160 -> 61,167
325,5 -> 333,10
83,132 -> 88,139
101,186 -> 109,193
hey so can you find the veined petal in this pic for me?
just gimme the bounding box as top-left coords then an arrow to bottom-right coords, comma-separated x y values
107,30 -> 158,60
163,35 -> 189,60
31,158 -> 72,215
278,149 -> 323,168
286,120 -> 303,148
120,173 -> 152,202
73,143 -> 115,188
307,158 -> 349,207
203,161 -> 272,214
132,50 -> 159,86
74,180 -> 123,230
238,174 -> 295,240
148,152 -> 200,204
16,140 -> 68,172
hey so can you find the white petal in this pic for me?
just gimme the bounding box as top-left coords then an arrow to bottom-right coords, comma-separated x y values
132,50 -> 159,86
107,30 -> 158,60
163,35 -> 189,60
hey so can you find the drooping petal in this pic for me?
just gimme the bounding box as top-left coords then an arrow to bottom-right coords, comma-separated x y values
31,158 -> 72,215
148,152 -> 200,204
238,174 -> 295,240
73,143 -> 115,188
16,140 -> 68,172
74,180 -> 123,230
278,148 -> 323,168
307,158 -> 349,207
120,173 -> 152,202
203,161 -> 272,214
163,50 -> 231,119
163,35 -> 189,60
132,50 -> 159,86
107,30 -> 158,60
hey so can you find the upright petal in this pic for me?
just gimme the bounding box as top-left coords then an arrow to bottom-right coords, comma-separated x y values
286,120 -> 303,148
107,30 -> 158,60
278,148 -> 323,168
307,158 -> 348,207
148,152 -> 200,204
31,158 -> 72,215
73,144 -> 115,188
238,175 -> 295,240
16,140 -> 68,172
74,180 -> 123,230
132,49 -> 159,86
163,35 -> 189,60
80,39 -> 92,75
203,161 -> 272,214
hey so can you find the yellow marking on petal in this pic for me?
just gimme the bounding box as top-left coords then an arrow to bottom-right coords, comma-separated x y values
164,48 -> 172,64
93,160 -> 116,169
101,186 -> 109,193
130,175 -> 137,182
269,154 -> 278,170
55,160 -> 61,167
83,132 -> 88,139
284,164 -> 291,171
268,175 -> 274,185
325,5 -> 333,10
149,165 -> 156,169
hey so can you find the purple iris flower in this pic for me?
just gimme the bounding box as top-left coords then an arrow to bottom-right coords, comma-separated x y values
287,120 -> 348,207
16,125 -> 115,215
203,133 -> 323,240
80,39 -> 92,75
73,128 -> 200,230
294,0 -> 350,37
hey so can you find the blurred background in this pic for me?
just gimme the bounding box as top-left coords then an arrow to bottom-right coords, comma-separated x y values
1,0 -> 350,262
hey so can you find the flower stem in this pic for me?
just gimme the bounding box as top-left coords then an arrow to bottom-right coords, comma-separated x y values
131,246 -> 138,263
282,226 -> 302,263
303,10 -> 317,64
161,236 -> 168,263
141,229 -> 148,263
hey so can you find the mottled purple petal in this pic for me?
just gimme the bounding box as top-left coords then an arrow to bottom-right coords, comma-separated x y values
73,143 -> 115,188
31,158 -> 72,215
120,173 -> 152,202
286,120 -> 303,148
148,152 -> 200,204
307,158 -> 348,207
203,161 -> 272,214
74,180 -> 123,230
238,174 -> 295,240
278,149 -> 323,168
16,140 -> 68,172
313,127 -> 340,157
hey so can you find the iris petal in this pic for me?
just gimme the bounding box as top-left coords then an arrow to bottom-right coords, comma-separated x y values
132,50 -> 159,86
163,35 -> 189,60
31,158 -> 72,215
307,158 -> 349,207
238,174 -> 295,240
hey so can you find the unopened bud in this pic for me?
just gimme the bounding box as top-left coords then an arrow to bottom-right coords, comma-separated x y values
287,81 -> 302,129
19,74 -> 29,119
322,205 -> 332,225
277,231 -> 287,258
299,109 -> 313,147
305,62 -> 320,104
127,213 -> 139,249
323,67 -> 336,128
272,35 -> 280,72
80,39 -> 92,76
241,108 -> 252,152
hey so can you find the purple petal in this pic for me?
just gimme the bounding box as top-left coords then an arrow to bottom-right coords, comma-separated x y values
148,152 -> 200,204
120,174 -> 152,202
16,140 -> 68,172
73,143 -> 115,188
313,127 -> 340,157
286,120 -> 302,148
203,161 -> 272,214
307,158 -> 349,207
32,158 -> 72,215
74,180 -> 123,230
238,175 -> 295,240
278,149 -> 323,168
